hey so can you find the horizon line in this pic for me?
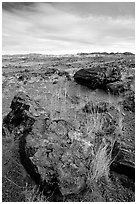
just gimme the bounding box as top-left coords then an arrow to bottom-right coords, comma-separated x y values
2,51 -> 135,56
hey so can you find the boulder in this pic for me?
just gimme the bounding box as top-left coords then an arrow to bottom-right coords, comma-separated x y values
74,67 -> 106,89
74,66 -> 121,90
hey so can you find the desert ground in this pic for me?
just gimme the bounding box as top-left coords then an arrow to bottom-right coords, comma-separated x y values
2,52 -> 135,202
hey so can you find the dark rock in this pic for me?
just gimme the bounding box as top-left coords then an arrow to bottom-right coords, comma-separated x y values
18,75 -> 24,81
3,94 -> 32,134
74,67 -> 106,89
110,148 -> 135,182
110,128 -> 135,185
74,66 -> 121,90
3,92 -> 49,135
10,92 -> 30,113
18,73 -> 30,82
53,80 -> 58,84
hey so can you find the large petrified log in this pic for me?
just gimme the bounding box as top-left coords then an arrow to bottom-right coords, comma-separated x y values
74,66 -> 121,90
2,92 -> 135,199
3,92 -> 92,196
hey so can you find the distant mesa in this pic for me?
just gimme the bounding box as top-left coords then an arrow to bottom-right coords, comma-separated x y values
123,52 -> 134,55
77,52 -> 134,56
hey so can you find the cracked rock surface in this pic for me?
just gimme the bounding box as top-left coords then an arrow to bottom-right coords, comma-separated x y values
3,91 -> 135,200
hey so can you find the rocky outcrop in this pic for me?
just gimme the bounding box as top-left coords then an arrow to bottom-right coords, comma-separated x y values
74,66 -> 121,90
2,92 -> 135,200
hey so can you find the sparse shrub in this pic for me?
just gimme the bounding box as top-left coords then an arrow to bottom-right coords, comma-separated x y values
81,102 -> 121,190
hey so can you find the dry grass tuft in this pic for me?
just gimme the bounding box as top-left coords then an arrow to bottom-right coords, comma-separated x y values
23,184 -> 48,202
90,141 -> 112,182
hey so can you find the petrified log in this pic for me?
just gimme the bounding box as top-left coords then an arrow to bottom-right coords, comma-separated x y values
2,92 -> 135,199
74,67 -> 106,89
2,92 -> 92,197
74,66 -> 121,90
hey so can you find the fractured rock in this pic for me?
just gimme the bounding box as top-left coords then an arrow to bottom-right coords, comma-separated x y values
25,119 -> 92,195
2,92 -> 135,199
74,66 -> 121,90
2,92 -> 93,197
74,67 -> 106,89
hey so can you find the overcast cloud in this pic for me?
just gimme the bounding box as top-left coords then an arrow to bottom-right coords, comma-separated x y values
2,2 -> 135,55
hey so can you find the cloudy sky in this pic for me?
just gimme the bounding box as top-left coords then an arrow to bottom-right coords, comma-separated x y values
2,2 -> 135,55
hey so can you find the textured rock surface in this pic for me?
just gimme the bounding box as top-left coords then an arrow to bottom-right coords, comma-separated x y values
2,92 -> 135,199
3,92 -> 93,196
24,119 -> 92,195
74,67 -> 106,89
74,66 -> 121,90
